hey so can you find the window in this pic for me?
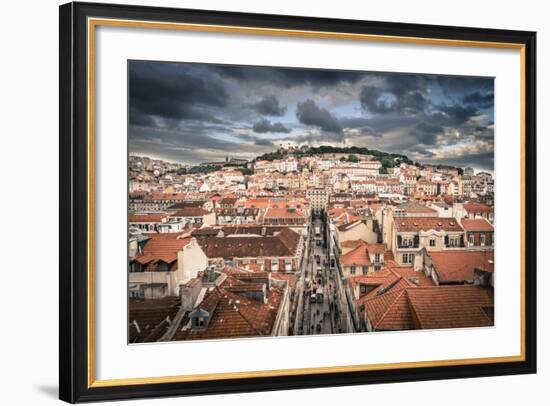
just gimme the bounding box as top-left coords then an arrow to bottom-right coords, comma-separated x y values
285,260 -> 292,271
362,266 -> 369,274
271,260 -> 279,272
360,284 -> 367,294
469,234 -> 475,245
402,253 -> 414,264
480,234 -> 486,246
350,266 -> 356,275
429,239 -> 436,247
374,253 -> 381,264
130,290 -> 143,299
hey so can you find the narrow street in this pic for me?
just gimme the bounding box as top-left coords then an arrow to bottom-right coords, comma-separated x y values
293,216 -> 351,336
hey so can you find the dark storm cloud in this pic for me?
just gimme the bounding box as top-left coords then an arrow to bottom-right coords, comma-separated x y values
409,145 -> 436,158
359,86 -> 397,114
232,131 -> 277,147
129,61 -> 228,126
435,76 -> 494,94
359,74 -> 429,115
430,103 -> 479,126
129,60 -> 494,171
252,119 -> 291,133
250,95 -> 287,116
254,138 -> 276,146
414,122 -> 444,145
463,91 -> 494,108
340,117 -> 383,137
472,125 -> 495,141
427,151 -> 494,170
213,65 -> 364,88
131,125 -> 232,150
296,99 -> 342,133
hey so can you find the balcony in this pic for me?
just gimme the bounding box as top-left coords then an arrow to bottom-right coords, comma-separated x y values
396,236 -> 419,249
445,243 -> 466,248
397,242 -> 419,249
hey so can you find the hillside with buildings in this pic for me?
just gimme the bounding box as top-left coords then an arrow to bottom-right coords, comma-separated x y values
128,146 -> 494,341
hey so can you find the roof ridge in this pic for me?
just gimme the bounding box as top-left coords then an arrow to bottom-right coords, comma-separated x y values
341,241 -> 367,258
373,289 -> 408,329
405,289 -> 424,328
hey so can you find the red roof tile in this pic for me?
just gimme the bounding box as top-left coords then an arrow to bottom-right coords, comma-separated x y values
363,285 -> 493,331
429,250 -> 494,283
264,207 -> 307,219
197,227 -> 301,259
461,218 -> 494,232
340,242 -> 371,266
129,214 -> 167,223
174,284 -> 284,340
135,234 -> 191,264
172,207 -> 210,217
394,217 -> 463,232
463,203 -> 493,213
407,285 -> 494,329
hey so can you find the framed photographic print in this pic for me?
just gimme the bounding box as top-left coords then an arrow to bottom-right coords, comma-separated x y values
59,1 -> 537,403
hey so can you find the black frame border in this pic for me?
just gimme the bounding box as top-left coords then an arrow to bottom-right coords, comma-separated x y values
59,1 -> 537,403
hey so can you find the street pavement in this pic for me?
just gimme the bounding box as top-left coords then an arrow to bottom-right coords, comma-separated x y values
297,218 -> 350,336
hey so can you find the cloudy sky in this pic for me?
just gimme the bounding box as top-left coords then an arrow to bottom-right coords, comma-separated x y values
129,60 -> 494,171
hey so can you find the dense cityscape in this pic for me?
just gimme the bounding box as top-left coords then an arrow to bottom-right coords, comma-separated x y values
128,146 -> 494,342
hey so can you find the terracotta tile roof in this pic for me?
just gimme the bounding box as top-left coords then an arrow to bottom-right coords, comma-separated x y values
172,207 -> 210,217
463,203 -> 493,213
365,243 -> 386,254
341,239 -> 364,249
429,250 -> 494,283
135,234 -> 191,265
363,284 -> 493,331
264,207 -> 307,219
396,201 -> 437,214
240,198 -> 272,209
348,269 -> 395,288
341,242 -> 371,266
220,197 -> 239,205
219,268 -> 270,280
394,217 -> 463,232
407,285 -> 494,329
174,284 -> 284,340
129,214 -> 167,223
364,289 -> 413,330
270,273 -> 297,289
197,227 -> 300,259
349,269 -> 403,301
190,227 -> 221,237
387,265 -> 436,287
461,218 -> 494,232
328,208 -> 349,217
129,296 -> 180,343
